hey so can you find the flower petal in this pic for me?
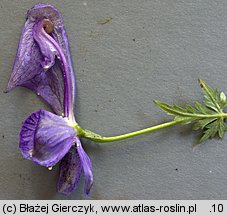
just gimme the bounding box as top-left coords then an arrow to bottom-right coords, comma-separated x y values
75,137 -> 93,196
6,4 -> 76,116
57,145 -> 83,195
20,109 -> 76,167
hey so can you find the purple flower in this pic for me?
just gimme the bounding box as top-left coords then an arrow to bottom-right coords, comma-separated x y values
6,4 -> 93,196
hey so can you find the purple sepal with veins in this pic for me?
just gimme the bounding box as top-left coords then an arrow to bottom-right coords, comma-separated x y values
6,4 -> 93,196
6,4 -> 75,117
57,138 -> 93,196
20,109 -> 76,167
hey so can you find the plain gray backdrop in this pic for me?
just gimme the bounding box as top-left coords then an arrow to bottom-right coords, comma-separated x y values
1,0 -> 227,199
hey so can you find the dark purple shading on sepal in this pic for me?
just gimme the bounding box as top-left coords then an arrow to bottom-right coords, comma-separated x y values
57,137 -> 93,196
75,137 -> 93,196
57,145 -> 83,195
20,109 -> 76,167
6,4 -> 76,116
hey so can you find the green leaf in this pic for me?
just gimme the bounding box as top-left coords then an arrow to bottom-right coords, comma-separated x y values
154,100 -> 216,125
199,119 -> 225,143
192,118 -> 217,131
155,80 -> 227,143
199,80 -> 220,111
199,79 -> 227,110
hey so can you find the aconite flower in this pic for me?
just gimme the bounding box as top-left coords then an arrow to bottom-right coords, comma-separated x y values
6,4 -> 93,196
6,2 -> 222,199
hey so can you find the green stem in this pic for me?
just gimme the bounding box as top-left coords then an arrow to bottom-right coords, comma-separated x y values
75,120 -> 184,143
75,112 -> 227,143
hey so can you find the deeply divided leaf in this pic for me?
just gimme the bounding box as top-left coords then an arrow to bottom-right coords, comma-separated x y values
155,80 -> 227,143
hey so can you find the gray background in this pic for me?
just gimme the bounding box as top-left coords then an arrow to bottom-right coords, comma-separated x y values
1,0 -> 227,199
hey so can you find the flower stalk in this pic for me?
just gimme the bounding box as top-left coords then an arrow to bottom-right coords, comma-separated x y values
76,110 -> 227,143
75,120 -> 184,143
